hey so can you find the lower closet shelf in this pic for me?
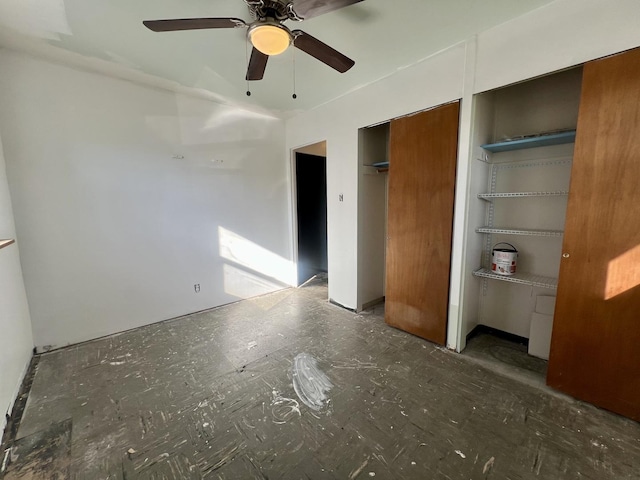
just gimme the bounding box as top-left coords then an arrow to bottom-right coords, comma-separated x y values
473,268 -> 558,289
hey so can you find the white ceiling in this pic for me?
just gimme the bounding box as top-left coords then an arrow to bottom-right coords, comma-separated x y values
0,0 -> 554,115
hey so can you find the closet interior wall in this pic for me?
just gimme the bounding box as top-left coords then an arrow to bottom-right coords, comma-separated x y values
357,123 -> 389,311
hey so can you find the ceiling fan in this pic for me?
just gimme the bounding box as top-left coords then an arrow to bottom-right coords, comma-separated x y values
143,0 -> 362,82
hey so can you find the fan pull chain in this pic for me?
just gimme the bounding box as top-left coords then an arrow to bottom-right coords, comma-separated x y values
245,42 -> 251,96
292,46 -> 297,99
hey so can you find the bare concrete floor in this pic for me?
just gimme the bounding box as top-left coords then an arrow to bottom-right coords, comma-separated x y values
3,278 -> 640,479
462,333 -> 549,391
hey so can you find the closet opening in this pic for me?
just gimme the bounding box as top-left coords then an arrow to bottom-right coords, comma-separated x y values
461,66 -> 583,385
357,122 -> 389,312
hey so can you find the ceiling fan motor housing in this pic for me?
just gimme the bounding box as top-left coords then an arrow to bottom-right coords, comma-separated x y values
246,0 -> 294,22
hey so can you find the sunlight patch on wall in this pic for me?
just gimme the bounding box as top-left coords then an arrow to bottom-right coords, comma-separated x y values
219,226 -> 295,286
605,244 -> 640,300
223,264 -> 282,299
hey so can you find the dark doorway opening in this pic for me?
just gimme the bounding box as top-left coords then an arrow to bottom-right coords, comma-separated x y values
295,153 -> 328,285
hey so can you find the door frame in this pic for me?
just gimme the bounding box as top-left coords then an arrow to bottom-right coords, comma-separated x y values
289,141 -> 328,288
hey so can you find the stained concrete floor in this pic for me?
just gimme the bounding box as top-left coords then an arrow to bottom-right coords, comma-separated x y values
3,277 -> 640,479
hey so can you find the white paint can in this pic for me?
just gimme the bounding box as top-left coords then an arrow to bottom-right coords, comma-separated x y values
491,243 -> 518,276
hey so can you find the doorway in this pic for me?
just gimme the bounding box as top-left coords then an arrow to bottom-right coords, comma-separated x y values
293,142 -> 328,286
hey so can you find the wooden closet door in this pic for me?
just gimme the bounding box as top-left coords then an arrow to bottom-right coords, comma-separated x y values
385,102 -> 459,345
547,47 -> 640,421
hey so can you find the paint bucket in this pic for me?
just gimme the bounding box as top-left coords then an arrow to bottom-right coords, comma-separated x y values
491,242 -> 518,276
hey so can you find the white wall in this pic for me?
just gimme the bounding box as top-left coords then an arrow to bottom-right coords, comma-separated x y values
286,0 -> 640,350
474,0 -> 640,94
0,132 -> 33,435
0,50 -> 291,350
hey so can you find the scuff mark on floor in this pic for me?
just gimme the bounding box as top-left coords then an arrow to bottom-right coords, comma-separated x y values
292,353 -> 333,411
270,390 -> 301,424
533,446 -> 543,476
349,456 -> 369,479
101,360 -> 126,366
483,456 -> 495,474
455,449 -> 466,459
1,448 -> 10,472
331,358 -> 380,370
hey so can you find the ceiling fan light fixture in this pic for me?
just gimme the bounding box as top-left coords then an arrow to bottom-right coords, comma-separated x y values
249,23 -> 291,56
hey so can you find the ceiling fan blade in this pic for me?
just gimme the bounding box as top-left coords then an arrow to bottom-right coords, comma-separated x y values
246,48 -> 269,81
290,0 -> 364,19
292,30 -> 354,73
143,18 -> 246,32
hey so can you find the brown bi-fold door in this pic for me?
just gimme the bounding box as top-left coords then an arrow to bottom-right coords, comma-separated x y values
385,102 -> 460,345
547,47 -> 640,421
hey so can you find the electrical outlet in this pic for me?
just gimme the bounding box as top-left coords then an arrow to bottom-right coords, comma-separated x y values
194,284 -> 201,293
